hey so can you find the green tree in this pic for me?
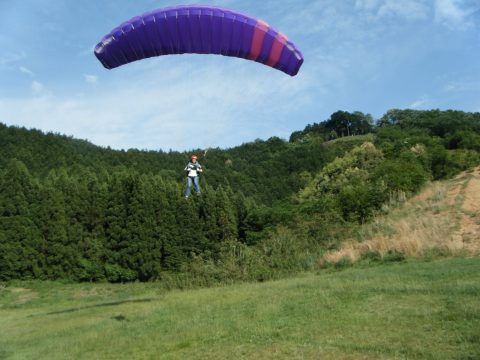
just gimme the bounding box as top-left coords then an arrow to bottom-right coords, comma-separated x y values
0,160 -> 42,279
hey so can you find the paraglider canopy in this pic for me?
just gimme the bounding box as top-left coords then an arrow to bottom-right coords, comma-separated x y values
94,5 -> 303,76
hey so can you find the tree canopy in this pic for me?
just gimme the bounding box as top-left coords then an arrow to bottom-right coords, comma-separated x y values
1,109 -> 479,282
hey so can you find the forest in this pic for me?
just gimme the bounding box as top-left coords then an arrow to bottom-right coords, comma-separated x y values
1,109 -> 480,283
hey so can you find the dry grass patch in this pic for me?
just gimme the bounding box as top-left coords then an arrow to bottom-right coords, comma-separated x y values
322,167 -> 480,266
9,287 -> 38,305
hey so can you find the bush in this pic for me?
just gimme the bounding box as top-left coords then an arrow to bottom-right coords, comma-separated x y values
334,256 -> 353,269
361,250 -> 382,262
374,156 -> 430,193
382,250 -> 406,263
104,264 -> 137,283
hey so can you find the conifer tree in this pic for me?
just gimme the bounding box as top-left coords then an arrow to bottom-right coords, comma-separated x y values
37,182 -> 72,279
0,160 -> 42,279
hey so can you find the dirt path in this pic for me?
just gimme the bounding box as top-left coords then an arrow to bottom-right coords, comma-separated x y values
451,167 -> 480,253
462,167 -> 480,213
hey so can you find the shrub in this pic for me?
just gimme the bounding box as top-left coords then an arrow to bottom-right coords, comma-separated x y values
382,250 -> 406,263
104,264 -> 137,283
334,256 -> 352,269
361,250 -> 382,262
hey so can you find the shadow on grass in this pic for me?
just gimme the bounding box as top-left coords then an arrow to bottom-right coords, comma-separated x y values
28,298 -> 156,317
0,349 -> 11,360
112,314 -> 128,321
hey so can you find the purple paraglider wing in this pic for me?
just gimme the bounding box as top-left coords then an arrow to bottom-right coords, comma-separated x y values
94,5 -> 303,76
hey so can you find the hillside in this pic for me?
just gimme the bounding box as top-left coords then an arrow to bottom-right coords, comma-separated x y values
322,167 -> 480,265
0,122 -> 358,205
1,108 -> 480,283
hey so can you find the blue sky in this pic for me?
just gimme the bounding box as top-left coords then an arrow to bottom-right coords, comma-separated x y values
1,0 -> 479,151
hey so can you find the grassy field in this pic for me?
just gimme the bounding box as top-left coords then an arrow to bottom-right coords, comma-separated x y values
1,257 -> 479,359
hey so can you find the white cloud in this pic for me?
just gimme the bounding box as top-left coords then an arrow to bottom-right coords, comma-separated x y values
410,96 -> 431,109
434,0 -> 478,29
0,51 -> 26,66
356,0 -> 430,20
377,0 -> 430,20
443,80 -> 480,92
0,59 -> 311,151
19,66 -> 34,76
31,81 -> 45,95
79,46 -> 95,57
281,0 -> 477,36
84,74 -> 98,84
273,1 -> 349,36
355,0 -> 381,11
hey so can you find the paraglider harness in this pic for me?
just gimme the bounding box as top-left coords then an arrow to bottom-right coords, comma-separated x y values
184,162 -> 202,178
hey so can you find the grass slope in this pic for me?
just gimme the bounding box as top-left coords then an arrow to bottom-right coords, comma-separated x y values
1,258 -> 479,359
323,167 -> 480,265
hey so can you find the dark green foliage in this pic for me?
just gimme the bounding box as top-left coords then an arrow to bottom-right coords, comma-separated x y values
0,108 -> 479,283
377,109 -> 480,136
382,250 -> 406,262
0,160 -> 43,280
0,158 -> 256,281
360,250 -> 382,262
333,256 -> 353,269
298,142 -> 389,223
373,156 -> 430,193
447,130 -> 480,151
290,110 -> 373,142
374,110 -> 480,179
